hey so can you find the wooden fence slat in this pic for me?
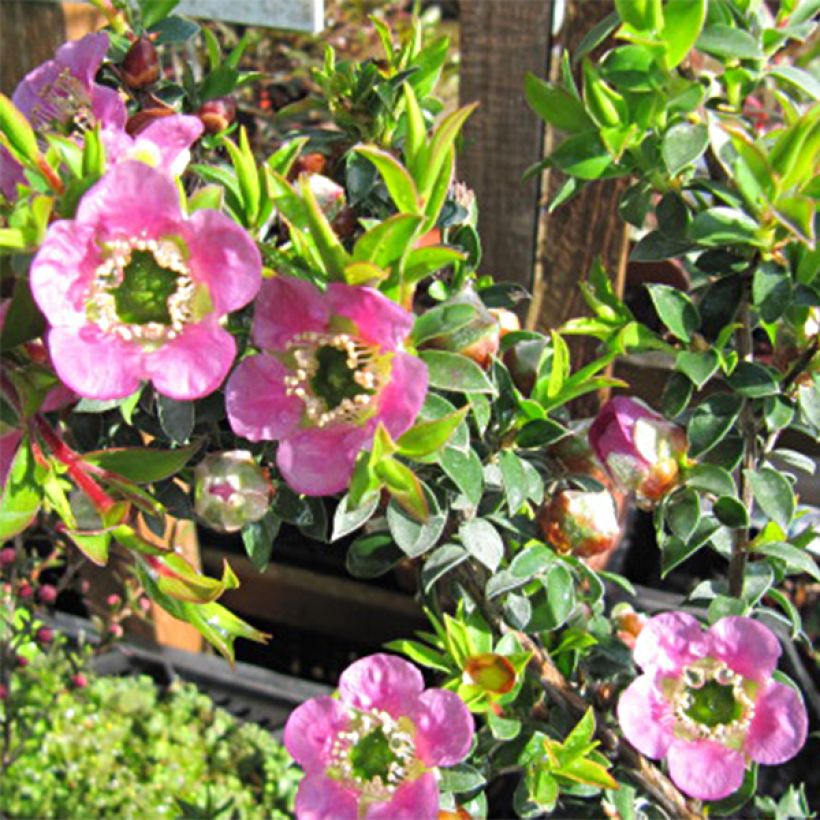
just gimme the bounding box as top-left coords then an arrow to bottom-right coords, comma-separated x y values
458,0 -> 553,304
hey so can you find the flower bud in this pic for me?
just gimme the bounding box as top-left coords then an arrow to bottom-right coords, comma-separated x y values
537,489 -> 621,558
15,655 -> 29,669
194,450 -> 273,533
589,397 -> 687,508
38,584 -> 58,605
306,174 -> 346,221
291,152 -> 327,177
0,684 -> 7,700
0,547 -> 15,566
122,37 -> 159,89
612,603 -> 646,649
17,582 -> 33,599
106,594 -> 121,608
70,673 -> 88,689
36,627 -> 54,644
423,287 -> 500,369
108,623 -> 124,639
197,96 -> 237,134
464,653 -> 517,695
502,336 -> 546,395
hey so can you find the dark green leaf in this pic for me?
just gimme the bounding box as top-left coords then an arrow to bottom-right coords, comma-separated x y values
460,518 -> 504,571
752,542 -> 820,582
346,532 -> 405,578
150,15 -> 200,45
422,544 -> 469,592
386,492 -> 446,558
729,362 -> 779,398
499,449 -> 527,513
746,468 -> 795,530
752,263 -> 792,323
662,371 -> 694,417
685,464 -> 736,497
439,763 -> 487,794
524,74 -> 593,132
688,393 -> 742,457
441,447 -> 484,507
647,284 -> 700,341
676,350 -> 720,389
662,122 -> 708,175
241,510 -> 281,571
332,493 -> 379,540
82,440 -> 200,483
713,496 -> 749,528
157,395 -> 194,444
412,303 -> 479,345
667,488 -> 701,540
540,564 -> 576,629
516,419 -> 569,448
420,350 -> 495,394
689,207 -> 759,246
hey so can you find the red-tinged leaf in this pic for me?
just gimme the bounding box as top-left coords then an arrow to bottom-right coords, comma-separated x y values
464,652 -> 517,694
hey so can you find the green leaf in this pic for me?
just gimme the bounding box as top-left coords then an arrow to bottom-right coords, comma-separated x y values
64,529 -> 110,566
685,463 -> 736,497
728,362 -> 779,398
689,207 -> 759,246
0,438 -> 42,541
541,565 -> 576,629
662,123 -> 709,176
386,491 -> 446,558
267,137 -> 309,177
82,441 -> 201,483
420,350 -> 496,394
439,763 -> 487,794
499,449 -> 527,514
355,145 -> 419,214
753,263 -> 792,323
646,284 -> 700,341
660,0 -> 707,68
676,350 -> 719,389
661,519 -> 720,576
421,543 -> 469,593
667,488 -> 701,540
157,395 -> 194,444
332,493 -> 379,540
688,393 -> 742,457
241,510 -> 281,572
548,133 -> 615,180
746,468 -> 795,530
441,447 -> 484,507
150,14 -> 199,44
404,246 -> 465,284
375,457 -> 429,521
397,408 -> 469,459
346,531 -> 405,578
412,303 -> 478,345
713,496 -> 750,528
459,518 -> 504,572
524,74 -> 593,133
298,175 -> 351,278
176,599 -> 268,664
353,213 -> 423,269
516,419 -> 569,448
662,372 -> 694,417
696,25 -> 763,59
384,638 -> 450,672
419,103 -> 478,199
615,0 -> 662,30
769,66 -> 820,100
753,541 -> 820,582
0,276 -> 46,349
0,93 -> 39,162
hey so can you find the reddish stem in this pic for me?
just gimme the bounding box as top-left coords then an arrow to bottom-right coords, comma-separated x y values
35,156 -> 64,195
33,415 -> 115,512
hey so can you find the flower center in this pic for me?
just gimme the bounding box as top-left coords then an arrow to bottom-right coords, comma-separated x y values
669,659 -> 755,745
283,332 -> 387,428
87,236 -> 198,347
30,68 -> 94,132
328,709 -> 418,802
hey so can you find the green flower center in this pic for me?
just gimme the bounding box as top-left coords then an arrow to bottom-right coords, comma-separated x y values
111,250 -> 178,325
684,681 -> 742,727
348,728 -> 395,783
311,345 -> 373,411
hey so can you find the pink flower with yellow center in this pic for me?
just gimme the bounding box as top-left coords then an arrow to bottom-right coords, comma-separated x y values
226,277 -> 428,496
13,32 -> 126,133
618,612 -> 807,801
284,654 -> 474,819
29,161 -> 261,400
589,396 -> 687,508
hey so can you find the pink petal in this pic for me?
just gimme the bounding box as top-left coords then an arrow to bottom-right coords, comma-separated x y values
75,161 -> 182,239
295,774 -> 358,820
365,773 -> 439,819
633,611 -> 707,673
252,277 -> 329,351
0,431 -> 23,490
706,616 -> 781,682
30,220 -> 99,328
283,695 -> 350,772
134,114 -> 202,173
410,689 -> 474,767
90,84 -> 127,130
55,32 -> 109,86
666,739 -> 746,801
143,320 -> 235,400
184,208 -> 261,314
338,653 -> 425,718
0,145 -> 26,201
277,425 -> 369,496
744,680 -> 808,765
41,382 -> 77,413
588,396 -> 654,469
617,674 -> 675,759
47,326 -> 141,400
327,284 -> 413,350
376,352 -> 428,439
12,60 -> 63,123
226,354 -> 302,442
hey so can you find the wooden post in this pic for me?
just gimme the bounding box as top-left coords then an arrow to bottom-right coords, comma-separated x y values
458,0 -> 553,301
0,1 -> 66,93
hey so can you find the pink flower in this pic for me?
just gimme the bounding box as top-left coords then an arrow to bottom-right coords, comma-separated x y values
29,161 -> 261,400
100,114 -> 203,176
226,277 -> 427,495
589,396 -> 687,508
13,32 -> 126,133
284,653 -> 474,819
0,145 -> 27,201
618,613 -> 808,801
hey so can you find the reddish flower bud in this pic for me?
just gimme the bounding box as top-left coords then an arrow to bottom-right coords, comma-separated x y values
537,489 -> 621,558
38,584 -> 58,604
589,397 -> 688,508
305,174 -> 346,220
106,594 -> 121,608
489,308 -> 520,339
502,336 -> 546,395
108,623 -> 124,639
194,450 -> 273,533
17,582 -> 33,599
15,655 -> 29,668
0,684 -> 7,700
36,627 -> 54,644
122,37 -> 160,89
464,652 -> 517,695
125,105 -> 174,137
291,152 -> 327,177
613,603 -> 647,649
197,96 -> 237,134
70,673 -> 88,689
138,596 -> 151,612
0,547 -> 15,566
